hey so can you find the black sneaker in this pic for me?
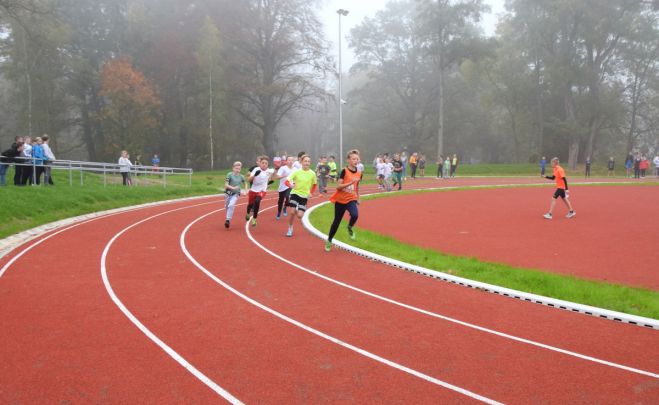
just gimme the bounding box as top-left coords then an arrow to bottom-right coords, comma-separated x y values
224,220 -> 230,228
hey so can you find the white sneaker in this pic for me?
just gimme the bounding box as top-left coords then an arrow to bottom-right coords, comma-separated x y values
543,213 -> 552,219
566,211 -> 576,219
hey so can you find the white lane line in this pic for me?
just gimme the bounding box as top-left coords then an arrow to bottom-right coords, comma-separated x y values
0,195 -> 220,279
100,201 -> 243,404
244,201 -> 659,380
180,207 -> 504,405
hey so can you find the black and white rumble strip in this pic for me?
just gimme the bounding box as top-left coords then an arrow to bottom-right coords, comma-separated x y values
303,198 -> 658,331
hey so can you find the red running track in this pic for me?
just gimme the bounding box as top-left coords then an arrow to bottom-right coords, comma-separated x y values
0,179 -> 657,403
357,185 -> 659,290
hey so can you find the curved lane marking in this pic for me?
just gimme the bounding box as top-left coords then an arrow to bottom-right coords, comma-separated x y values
181,206 -> 504,405
100,200 -> 243,404
244,199 -> 659,380
0,195 -> 220,278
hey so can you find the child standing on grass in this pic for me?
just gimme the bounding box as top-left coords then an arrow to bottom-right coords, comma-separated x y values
418,154 -> 426,177
443,156 -> 450,178
224,161 -> 246,229
543,157 -> 576,220
119,150 -> 133,186
325,150 -> 362,252
246,156 -> 274,227
275,156 -> 295,219
285,155 -> 317,237
436,156 -> 443,178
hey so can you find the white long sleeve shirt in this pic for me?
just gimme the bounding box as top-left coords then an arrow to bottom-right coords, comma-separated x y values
42,143 -> 56,161
118,157 -> 133,172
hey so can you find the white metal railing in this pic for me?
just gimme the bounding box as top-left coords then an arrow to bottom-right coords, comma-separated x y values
3,157 -> 193,187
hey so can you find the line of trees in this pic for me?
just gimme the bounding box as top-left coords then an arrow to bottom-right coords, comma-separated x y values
342,0 -> 659,168
0,0 -> 331,169
1,0 -> 658,169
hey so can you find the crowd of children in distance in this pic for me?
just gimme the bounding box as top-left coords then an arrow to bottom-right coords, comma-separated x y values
223,149 -> 638,250
223,151 -> 361,252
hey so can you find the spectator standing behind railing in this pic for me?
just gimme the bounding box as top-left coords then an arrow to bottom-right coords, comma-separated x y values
20,136 -> 33,186
1,137 -> 22,186
41,134 -> 56,185
31,137 -> 45,185
134,155 -> 142,176
9,136 -> 24,185
0,147 -> 8,186
119,150 -> 133,186
152,154 -> 160,172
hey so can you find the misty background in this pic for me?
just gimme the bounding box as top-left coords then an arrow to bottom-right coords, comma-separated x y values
0,0 -> 657,170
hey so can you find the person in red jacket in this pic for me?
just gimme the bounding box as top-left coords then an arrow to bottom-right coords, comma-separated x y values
542,157 -> 576,220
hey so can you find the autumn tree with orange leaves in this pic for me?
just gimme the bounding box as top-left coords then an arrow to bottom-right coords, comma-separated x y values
98,57 -> 161,159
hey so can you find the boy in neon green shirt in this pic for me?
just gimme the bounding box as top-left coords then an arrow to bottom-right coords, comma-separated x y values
328,155 -> 338,183
285,155 -> 317,237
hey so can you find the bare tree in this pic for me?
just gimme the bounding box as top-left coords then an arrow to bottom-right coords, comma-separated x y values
227,0 -> 332,156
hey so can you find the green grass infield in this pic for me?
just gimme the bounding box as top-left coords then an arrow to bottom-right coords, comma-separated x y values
308,185 -> 659,320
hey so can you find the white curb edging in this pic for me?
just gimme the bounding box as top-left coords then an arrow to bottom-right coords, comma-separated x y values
0,194 -> 220,260
302,200 -> 659,330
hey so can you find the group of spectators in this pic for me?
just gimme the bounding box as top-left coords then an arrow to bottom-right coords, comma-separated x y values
624,153 -> 658,178
0,135 -> 56,186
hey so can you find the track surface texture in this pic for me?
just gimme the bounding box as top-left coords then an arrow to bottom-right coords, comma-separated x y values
357,185 -> 659,289
1,177 -> 658,404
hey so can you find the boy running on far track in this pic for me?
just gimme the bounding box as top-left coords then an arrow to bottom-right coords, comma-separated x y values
383,157 -> 394,191
325,150 -> 362,252
223,161 -> 246,229
328,155 -> 338,183
543,157 -> 576,220
316,156 -> 331,194
246,156 -> 275,227
392,153 -> 403,190
375,157 -> 386,190
285,155 -> 317,237
275,156 -> 295,219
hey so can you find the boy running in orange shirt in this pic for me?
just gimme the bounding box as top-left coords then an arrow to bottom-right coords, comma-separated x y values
325,150 -> 362,251
543,157 -> 576,219
284,155 -> 317,237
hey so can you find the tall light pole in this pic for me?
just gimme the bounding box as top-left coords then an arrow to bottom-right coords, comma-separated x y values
337,8 -> 349,170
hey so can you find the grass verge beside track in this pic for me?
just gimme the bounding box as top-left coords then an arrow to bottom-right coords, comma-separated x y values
0,171 -> 226,239
308,186 -> 659,320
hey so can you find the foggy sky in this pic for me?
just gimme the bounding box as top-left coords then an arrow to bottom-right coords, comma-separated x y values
320,0 -> 506,70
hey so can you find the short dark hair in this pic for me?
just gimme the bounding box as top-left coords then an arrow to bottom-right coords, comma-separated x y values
297,151 -> 306,158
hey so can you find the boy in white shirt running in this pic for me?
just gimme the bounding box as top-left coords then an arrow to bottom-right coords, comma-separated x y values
246,156 -> 274,227
275,156 -> 295,219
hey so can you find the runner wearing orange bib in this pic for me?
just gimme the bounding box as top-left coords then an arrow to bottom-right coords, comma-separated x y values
325,150 -> 362,252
